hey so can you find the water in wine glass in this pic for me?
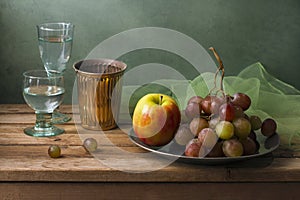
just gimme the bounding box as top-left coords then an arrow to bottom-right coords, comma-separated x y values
23,85 -> 65,113
38,36 -> 73,73
37,22 -> 74,124
22,69 -> 65,137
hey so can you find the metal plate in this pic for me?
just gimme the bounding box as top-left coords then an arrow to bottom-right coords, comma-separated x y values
128,129 -> 280,165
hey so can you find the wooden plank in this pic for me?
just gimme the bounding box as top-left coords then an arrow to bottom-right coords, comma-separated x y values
0,124 -> 77,135
0,104 -> 73,114
0,133 -> 136,147
0,113 -> 74,124
0,124 -> 132,134
0,145 -> 147,158
0,156 -> 229,182
1,182 -> 300,200
0,127 -> 135,147
1,143 -> 300,182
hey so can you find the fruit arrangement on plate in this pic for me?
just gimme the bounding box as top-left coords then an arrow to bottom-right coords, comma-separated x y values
132,47 -> 278,160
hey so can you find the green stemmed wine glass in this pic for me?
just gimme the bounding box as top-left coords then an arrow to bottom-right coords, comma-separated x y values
23,70 -> 65,137
37,22 -> 74,124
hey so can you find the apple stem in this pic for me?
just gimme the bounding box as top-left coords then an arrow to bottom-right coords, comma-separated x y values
160,95 -> 163,105
209,47 -> 225,97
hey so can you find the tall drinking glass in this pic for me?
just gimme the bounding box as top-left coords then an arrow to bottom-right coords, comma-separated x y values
37,22 -> 74,123
23,70 -> 65,137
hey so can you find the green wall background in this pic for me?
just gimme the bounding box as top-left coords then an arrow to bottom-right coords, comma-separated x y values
1,0 -> 300,104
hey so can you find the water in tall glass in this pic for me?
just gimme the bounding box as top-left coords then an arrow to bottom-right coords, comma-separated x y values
38,36 -> 73,73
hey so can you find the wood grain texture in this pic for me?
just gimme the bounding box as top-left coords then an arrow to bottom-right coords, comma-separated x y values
1,182 -> 300,200
0,105 -> 300,199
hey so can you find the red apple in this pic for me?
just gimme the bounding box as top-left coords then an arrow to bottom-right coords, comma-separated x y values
132,93 -> 181,146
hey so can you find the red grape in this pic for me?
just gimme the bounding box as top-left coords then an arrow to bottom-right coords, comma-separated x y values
248,130 -> 257,141
185,102 -> 201,120
222,139 -> 244,157
206,141 -> 224,157
240,137 -> 257,155
219,103 -> 235,121
231,93 -> 251,111
209,115 -> 220,129
174,124 -> 195,146
233,105 -> 244,118
185,139 -> 201,157
180,110 -> 189,124
200,95 -> 213,115
261,118 -> 277,137
210,96 -> 224,114
201,95 -> 224,115
198,128 -> 218,149
189,117 -> 209,136
187,96 -> 203,105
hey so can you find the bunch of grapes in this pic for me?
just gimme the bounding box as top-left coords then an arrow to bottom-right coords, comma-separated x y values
173,48 -> 277,158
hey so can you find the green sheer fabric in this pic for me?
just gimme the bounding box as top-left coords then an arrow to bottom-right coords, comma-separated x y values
121,62 -> 300,149
223,62 -> 300,148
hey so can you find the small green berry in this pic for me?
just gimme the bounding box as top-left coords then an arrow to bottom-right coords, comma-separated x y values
48,145 -> 61,158
83,138 -> 98,152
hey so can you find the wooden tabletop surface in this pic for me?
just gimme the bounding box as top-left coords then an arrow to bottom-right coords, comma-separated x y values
1,104 -> 300,199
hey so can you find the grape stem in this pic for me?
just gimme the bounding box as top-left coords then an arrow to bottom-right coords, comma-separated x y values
209,47 -> 225,97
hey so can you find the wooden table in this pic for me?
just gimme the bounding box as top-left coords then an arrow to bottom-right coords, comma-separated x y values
1,104 -> 300,199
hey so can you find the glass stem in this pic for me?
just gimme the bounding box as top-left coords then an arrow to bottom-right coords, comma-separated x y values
55,106 -> 60,112
35,112 -> 53,130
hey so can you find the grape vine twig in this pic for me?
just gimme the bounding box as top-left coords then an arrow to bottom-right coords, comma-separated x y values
209,47 -> 225,97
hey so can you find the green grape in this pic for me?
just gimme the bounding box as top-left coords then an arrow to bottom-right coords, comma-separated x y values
215,121 -> 234,140
48,145 -> 61,158
249,115 -> 262,130
232,117 -> 251,139
83,138 -> 98,152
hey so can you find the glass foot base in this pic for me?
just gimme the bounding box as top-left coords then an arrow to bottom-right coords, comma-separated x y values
24,126 -> 64,137
51,111 -> 72,124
